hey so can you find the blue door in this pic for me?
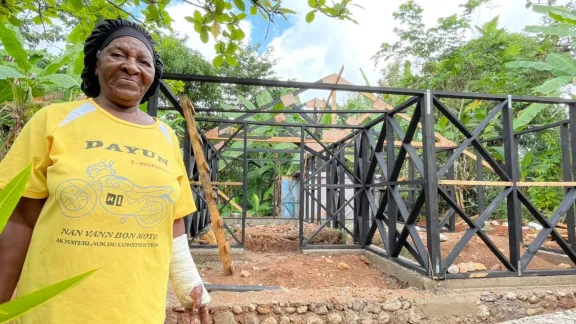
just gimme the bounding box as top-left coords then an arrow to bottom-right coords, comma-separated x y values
281,177 -> 299,218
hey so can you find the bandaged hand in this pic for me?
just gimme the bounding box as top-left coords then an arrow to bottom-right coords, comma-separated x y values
170,234 -> 211,309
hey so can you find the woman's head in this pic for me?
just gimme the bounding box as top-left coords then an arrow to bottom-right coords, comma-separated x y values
81,19 -> 164,106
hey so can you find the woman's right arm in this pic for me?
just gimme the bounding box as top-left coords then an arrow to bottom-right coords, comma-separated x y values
0,197 -> 45,303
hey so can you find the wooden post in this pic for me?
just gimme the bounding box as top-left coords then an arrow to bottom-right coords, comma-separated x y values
180,94 -> 235,276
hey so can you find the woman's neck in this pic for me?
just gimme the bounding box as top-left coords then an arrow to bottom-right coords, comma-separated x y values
93,96 -> 155,126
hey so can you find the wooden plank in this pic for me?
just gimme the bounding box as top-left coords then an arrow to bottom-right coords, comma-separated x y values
190,181 -> 243,186
205,135 -> 458,149
439,180 -> 513,186
181,94 -> 235,276
217,190 -> 245,214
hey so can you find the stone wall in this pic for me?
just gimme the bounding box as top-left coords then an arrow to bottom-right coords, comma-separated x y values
206,289 -> 576,324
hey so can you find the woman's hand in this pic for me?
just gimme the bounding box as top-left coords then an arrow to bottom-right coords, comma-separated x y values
186,286 -> 210,324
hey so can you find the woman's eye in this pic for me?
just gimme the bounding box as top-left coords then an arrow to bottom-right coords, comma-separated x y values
111,53 -> 124,58
140,60 -> 151,67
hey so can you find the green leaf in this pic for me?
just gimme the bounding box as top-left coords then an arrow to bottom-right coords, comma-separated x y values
280,8 -> 297,14
308,0 -> 317,6
233,0 -> 245,11
200,28 -> 209,43
72,51 -> 85,75
0,268 -> 99,322
513,103 -> 547,131
249,6 -> 257,15
0,164 -> 32,233
0,24 -> 31,74
236,13 -> 247,21
0,66 -> 25,80
8,15 -> 22,27
38,74 -> 80,89
184,16 -> 195,23
194,10 -> 203,21
520,151 -> 534,173
256,90 -> 273,107
225,42 -> 238,55
359,68 -> 371,86
525,24 -> 576,37
305,10 -> 316,23
489,146 -> 505,162
226,56 -> 238,66
230,29 -> 244,41
505,61 -> 557,73
238,95 -> 256,110
70,0 -> 83,10
213,54 -> 224,67
533,76 -> 572,95
320,112 -> 332,125
66,24 -> 84,44
545,54 -> 576,76
215,41 -> 226,53
28,54 -> 43,64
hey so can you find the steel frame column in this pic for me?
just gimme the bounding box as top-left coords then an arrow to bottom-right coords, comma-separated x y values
561,124 -> 576,248
502,96 -> 522,273
477,150 -> 485,215
242,123 -> 248,247
386,115 -> 397,255
299,126 -> 306,250
421,91 -> 441,277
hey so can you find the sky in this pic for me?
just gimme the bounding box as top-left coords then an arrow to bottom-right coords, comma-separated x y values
165,0 -> 544,89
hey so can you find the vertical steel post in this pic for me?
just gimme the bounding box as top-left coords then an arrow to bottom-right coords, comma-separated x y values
146,88 -> 159,117
502,96 -> 522,272
421,91 -> 441,276
306,157 -> 310,223
183,125 -> 192,237
339,144 -> 346,232
386,116 -> 398,256
317,156 -> 322,224
299,126 -> 306,250
326,147 -> 334,228
447,150 -> 456,232
242,123 -> 248,247
354,138 -> 361,240
310,157 -> 315,223
360,131 -> 370,246
562,123 -> 576,248
477,150 -> 485,215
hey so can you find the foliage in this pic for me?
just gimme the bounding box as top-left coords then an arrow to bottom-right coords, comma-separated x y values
0,24 -> 83,157
0,0 -> 357,67
375,0 -> 569,217
0,165 -> 97,323
372,0 -> 489,66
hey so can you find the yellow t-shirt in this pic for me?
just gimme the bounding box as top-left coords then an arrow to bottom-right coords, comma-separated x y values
0,99 -> 196,323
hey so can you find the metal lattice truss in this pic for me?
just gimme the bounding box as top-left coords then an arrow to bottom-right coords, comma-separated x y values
149,71 -> 576,279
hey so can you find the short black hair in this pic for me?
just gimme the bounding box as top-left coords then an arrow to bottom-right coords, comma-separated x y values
80,18 -> 163,103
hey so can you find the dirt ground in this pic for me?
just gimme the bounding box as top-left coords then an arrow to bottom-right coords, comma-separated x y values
231,223 -> 345,253
199,253 -> 401,290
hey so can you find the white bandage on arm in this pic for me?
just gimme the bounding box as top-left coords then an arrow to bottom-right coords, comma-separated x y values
169,234 -> 211,307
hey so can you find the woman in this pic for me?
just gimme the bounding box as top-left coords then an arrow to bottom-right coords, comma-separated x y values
0,19 -> 210,323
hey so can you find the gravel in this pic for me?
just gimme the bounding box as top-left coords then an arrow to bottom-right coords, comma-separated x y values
502,311 -> 576,323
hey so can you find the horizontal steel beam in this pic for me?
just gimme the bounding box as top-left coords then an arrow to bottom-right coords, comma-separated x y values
162,73 -> 576,104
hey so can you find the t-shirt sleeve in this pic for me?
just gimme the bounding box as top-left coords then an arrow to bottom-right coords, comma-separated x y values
0,108 -> 52,199
172,131 -> 197,219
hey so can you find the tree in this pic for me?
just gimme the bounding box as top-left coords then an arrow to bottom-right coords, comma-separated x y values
0,0 -> 359,67
373,1 -> 568,217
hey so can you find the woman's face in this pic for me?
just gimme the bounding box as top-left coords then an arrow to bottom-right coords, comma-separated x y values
95,36 -> 155,107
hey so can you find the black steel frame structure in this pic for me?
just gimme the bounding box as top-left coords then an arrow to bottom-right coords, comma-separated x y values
149,72 -> 576,279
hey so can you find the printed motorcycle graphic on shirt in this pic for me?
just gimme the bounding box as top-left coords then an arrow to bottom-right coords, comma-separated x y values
55,160 -> 173,228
